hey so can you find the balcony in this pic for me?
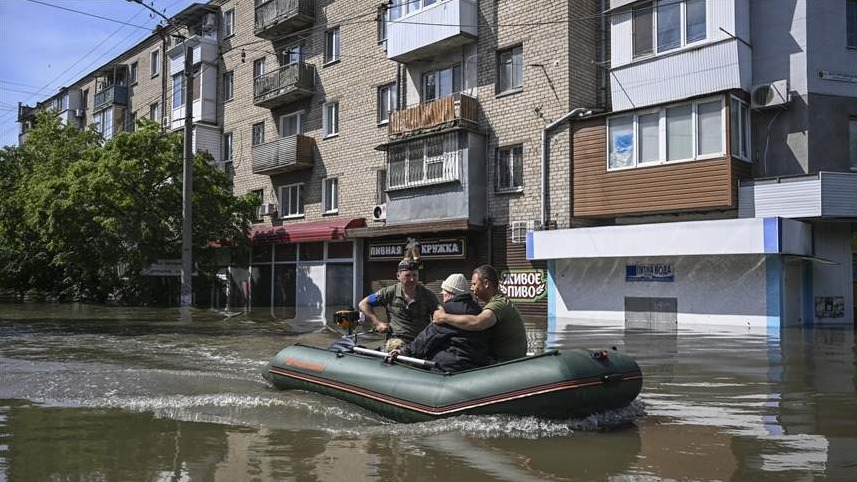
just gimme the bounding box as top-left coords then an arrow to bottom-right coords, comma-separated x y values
389,94 -> 479,139
253,62 -> 316,109
387,0 -> 477,62
255,0 -> 314,40
93,85 -> 128,113
251,134 -> 315,175
739,172 -> 857,219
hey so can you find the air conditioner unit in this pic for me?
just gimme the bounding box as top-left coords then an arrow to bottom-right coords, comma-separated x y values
510,220 -> 541,244
258,203 -> 277,217
372,203 -> 387,222
162,116 -> 170,127
751,80 -> 790,110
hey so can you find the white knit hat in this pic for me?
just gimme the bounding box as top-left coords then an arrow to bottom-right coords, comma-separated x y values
441,273 -> 469,296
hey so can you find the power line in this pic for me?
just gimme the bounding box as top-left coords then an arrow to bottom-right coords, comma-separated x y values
23,0 -> 152,30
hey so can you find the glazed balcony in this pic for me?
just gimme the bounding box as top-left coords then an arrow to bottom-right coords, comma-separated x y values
388,93 -> 479,139
387,0 -> 478,62
255,0 -> 315,40
93,85 -> 128,113
251,134 -> 315,175
253,62 -> 316,109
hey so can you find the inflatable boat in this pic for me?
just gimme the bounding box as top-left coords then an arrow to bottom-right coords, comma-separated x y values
262,343 -> 643,423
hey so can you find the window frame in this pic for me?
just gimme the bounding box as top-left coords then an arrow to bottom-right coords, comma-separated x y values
278,183 -> 305,219
323,101 -> 339,138
172,73 -> 183,109
377,82 -> 397,125
324,27 -> 341,64
223,132 -> 233,163
606,96 -> 727,171
280,43 -> 305,66
280,111 -> 303,137
253,58 -> 266,78
222,8 -> 235,38
632,0 -> 707,60
730,96 -> 751,162
849,117 -> 857,171
387,132 -> 461,190
322,177 -> 339,214
848,0 -> 857,49
497,45 -> 524,94
422,64 -> 462,103
129,61 -> 138,85
496,144 -> 524,193
223,70 -> 234,101
150,49 -> 160,77
149,102 -> 160,123
252,122 -> 265,146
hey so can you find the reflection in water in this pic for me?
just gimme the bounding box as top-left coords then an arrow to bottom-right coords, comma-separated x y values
0,304 -> 855,481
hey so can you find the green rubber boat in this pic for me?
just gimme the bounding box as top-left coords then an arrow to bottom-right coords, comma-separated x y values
262,343 -> 643,423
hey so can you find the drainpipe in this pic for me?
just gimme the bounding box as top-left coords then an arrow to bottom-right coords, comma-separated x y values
540,108 -> 593,229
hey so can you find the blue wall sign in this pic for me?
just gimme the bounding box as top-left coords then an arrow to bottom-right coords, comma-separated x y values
626,264 -> 674,282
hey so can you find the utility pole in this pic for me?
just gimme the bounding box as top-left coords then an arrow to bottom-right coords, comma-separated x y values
126,0 -> 194,307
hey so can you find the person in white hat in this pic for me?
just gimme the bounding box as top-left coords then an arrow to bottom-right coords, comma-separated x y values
392,273 -> 493,371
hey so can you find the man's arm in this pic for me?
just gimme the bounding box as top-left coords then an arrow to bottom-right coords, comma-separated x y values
358,294 -> 388,332
433,306 -> 497,331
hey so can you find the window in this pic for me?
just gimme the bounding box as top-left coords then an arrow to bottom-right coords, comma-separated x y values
498,45 -> 523,93
127,112 -> 136,132
252,122 -> 265,146
280,44 -> 304,66
730,97 -> 750,161
279,183 -> 304,218
608,97 -> 725,169
377,83 -> 397,124
388,0 -> 437,19
496,145 -> 524,192
387,132 -> 460,189
223,132 -> 233,162
223,71 -> 234,101
633,0 -> 706,58
82,89 -> 89,112
130,61 -> 138,84
150,50 -> 160,77
323,101 -> 339,137
95,109 -> 114,139
325,27 -> 340,64
377,8 -> 387,44
172,73 -> 183,109
251,189 -> 264,221
323,177 -> 339,213
849,118 -> 857,170
423,64 -> 462,102
223,8 -> 235,37
253,58 -> 266,78
149,102 -> 160,123
280,112 -> 302,137
848,0 -> 857,48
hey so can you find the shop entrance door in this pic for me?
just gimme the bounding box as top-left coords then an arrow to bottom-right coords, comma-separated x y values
295,262 -> 325,323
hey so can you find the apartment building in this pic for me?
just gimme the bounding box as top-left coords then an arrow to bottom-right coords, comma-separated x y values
530,0 -> 857,329
19,0 -> 604,320
208,0 -> 602,320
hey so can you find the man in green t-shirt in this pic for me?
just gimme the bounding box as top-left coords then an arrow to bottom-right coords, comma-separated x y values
358,260 -> 440,348
432,264 -> 527,362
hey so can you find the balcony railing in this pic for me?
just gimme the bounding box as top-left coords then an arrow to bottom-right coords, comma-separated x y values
251,134 -> 315,175
255,0 -> 314,40
388,93 -> 478,138
93,85 -> 128,112
253,62 -> 316,109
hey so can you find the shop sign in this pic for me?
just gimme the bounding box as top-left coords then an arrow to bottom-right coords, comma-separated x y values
142,259 -> 197,276
626,264 -> 674,282
368,239 -> 466,260
499,269 -> 546,303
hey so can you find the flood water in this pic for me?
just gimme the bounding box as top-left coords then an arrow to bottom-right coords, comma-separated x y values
1,303 -> 855,481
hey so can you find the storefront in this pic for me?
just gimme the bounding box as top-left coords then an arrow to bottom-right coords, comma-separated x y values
213,218 -> 365,322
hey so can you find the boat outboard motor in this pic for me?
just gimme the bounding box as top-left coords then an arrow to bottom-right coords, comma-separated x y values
328,308 -> 364,353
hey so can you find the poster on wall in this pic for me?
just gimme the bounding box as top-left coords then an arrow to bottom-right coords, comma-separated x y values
499,269 -> 546,303
815,296 -> 845,319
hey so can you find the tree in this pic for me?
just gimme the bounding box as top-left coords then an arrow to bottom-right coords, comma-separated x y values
0,112 -> 256,303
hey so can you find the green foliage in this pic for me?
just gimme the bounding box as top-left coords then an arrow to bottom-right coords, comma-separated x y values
0,112 -> 256,303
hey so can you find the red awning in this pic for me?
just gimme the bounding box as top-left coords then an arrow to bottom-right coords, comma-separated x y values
250,217 -> 366,244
